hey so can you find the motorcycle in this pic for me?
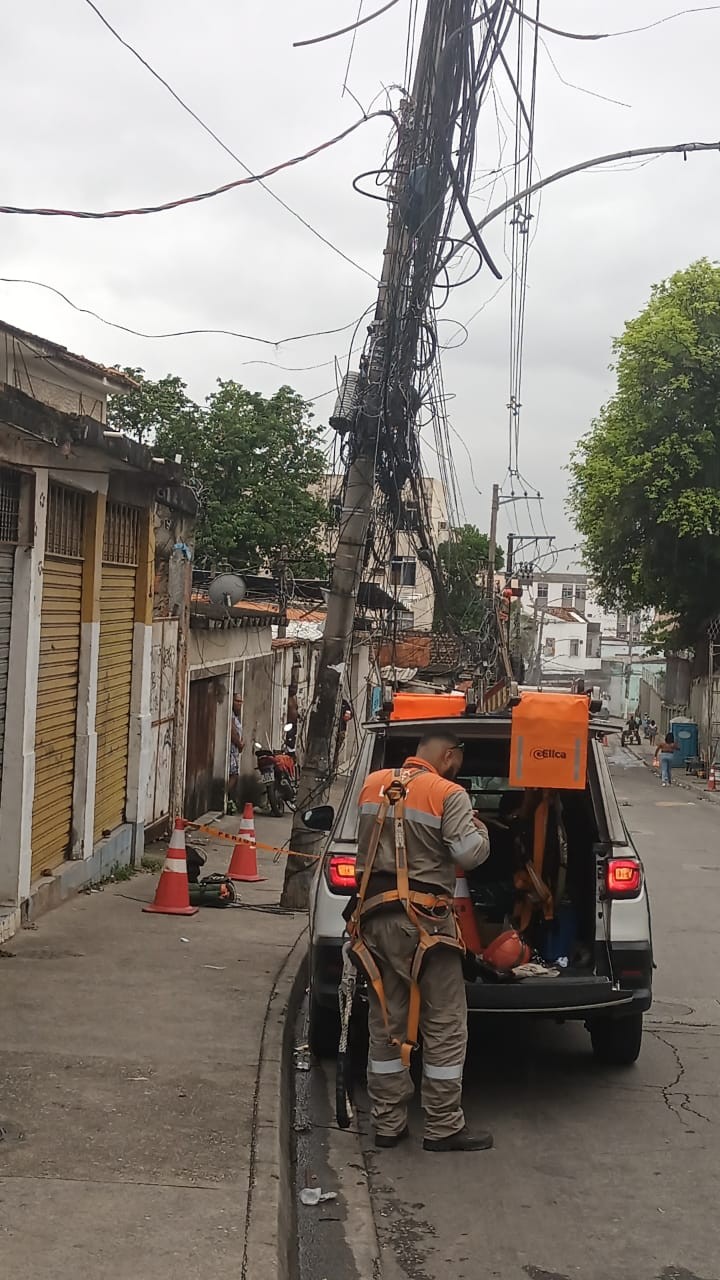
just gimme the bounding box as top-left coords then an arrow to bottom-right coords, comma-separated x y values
254,725 -> 299,817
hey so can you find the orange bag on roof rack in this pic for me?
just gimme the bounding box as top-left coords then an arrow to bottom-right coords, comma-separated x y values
509,691 -> 589,790
390,691 -> 466,721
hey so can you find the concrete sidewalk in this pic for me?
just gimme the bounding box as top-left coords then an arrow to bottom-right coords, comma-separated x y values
0,809 -> 310,1280
628,739 -> 720,806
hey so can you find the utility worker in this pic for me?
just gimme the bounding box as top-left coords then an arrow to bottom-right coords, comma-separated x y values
351,731 -> 493,1152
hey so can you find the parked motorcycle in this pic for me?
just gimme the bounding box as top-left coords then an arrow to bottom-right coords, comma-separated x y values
254,725 -> 299,817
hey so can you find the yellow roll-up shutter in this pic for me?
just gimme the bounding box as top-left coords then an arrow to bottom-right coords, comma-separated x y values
0,467 -> 21,805
94,503 -> 139,840
31,484 -> 85,878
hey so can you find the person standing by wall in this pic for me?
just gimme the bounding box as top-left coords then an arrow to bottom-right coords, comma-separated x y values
227,692 -> 244,812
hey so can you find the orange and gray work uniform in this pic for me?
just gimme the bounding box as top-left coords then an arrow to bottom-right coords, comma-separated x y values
353,757 -> 490,1141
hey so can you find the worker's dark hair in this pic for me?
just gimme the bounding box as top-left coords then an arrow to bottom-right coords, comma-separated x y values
417,731 -> 462,751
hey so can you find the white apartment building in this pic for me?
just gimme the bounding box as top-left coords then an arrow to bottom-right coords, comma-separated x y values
326,475 -> 449,632
523,571 -> 647,641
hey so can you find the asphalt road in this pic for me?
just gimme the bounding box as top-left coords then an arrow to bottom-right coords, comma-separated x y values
296,745 -> 720,1280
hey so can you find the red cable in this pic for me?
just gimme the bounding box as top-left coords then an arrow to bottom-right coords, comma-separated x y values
0,111 -> 396,220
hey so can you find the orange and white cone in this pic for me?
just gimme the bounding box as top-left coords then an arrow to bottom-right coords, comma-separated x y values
227,803 -> 266,883
143,818 -> 198,916
453,867 -> 483,954
708,765 -> 716,792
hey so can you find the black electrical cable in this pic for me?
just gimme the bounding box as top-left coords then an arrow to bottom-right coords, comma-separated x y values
0,276 -> 373,350
293,0 -> 402,47
508,2 -> 720,42
82,0 -> 378,281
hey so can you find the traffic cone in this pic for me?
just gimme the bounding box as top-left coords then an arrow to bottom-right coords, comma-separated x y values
227,803 -> 266,883
708,765 -> 716,792
143,819 -> 198,916
453,868 -> 483,954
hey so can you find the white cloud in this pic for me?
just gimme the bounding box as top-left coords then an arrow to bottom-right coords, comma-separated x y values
2,0 -> 719,566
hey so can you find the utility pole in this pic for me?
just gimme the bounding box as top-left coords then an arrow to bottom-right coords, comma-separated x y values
276,543 -> 289,640
505,532 -> 514,655
282,2 -> 454,908
486,482 -> 499,600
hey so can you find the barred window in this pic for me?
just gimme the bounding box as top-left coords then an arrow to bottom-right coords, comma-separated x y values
103,502 -> 140,565
0,468 -> 20,543
46,483 -> 85,558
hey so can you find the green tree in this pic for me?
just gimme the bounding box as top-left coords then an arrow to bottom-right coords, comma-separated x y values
109,368 -> 199,445
569,259 -> 720,648
436,523 -> 504,630
109,371 -> 329,571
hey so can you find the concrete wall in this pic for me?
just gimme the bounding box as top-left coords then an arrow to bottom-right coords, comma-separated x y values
0,333 -> 110,422
184,623 -> 275,812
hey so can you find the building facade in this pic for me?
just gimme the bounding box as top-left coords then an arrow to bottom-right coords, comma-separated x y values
326,475 -> 449,632
0,327 -> 195,940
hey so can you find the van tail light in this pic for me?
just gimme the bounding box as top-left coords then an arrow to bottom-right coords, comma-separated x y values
327,853 -> 357,893
606,858 -> 642,898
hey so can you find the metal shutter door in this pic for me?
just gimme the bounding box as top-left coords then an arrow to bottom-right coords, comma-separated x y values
94,563 -> 136,838
31,557 -> 83,876
0,549 -> 14,796
93,503 -> 139,840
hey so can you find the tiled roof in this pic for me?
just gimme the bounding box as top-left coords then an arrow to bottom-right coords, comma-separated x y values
1,320 -> 137,390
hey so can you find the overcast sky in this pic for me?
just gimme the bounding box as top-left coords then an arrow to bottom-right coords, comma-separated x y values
2,1 -> 719,567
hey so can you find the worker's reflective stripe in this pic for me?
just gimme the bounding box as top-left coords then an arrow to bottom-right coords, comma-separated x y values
448,831 -> 485,862
164,858 -> 188,874
423,1061 -> 464,1080
368,1057 -> 406,1075
403,806 -> 442,829
359,801 -> 382,816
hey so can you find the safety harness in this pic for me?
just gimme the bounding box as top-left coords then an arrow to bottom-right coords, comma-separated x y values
348,767 -> 464,1069
512,791 -> 568,931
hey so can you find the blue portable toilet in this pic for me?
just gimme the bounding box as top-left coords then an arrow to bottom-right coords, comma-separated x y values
669,717 -> 698,768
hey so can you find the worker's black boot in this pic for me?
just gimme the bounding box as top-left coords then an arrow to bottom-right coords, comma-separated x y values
374,1125 -> 410,1149
423,1126 -> 493,1152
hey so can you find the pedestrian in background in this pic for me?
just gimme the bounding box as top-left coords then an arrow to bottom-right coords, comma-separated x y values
227,692 -> 244,813
654,730 -> 678,787
648,719 -> 658,747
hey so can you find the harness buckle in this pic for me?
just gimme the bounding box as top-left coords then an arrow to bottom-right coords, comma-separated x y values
384,778 -> 407,806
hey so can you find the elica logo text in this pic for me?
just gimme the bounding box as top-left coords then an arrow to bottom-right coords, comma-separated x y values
531,747 -> 567,760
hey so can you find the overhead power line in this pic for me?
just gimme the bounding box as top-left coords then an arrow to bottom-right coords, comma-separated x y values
0,276 -> 369,349
293,0 -> 401,47
0,110 -> 396,219
509,2 -> 720,41
459,140 -> 720,244
82,0 -> 377,280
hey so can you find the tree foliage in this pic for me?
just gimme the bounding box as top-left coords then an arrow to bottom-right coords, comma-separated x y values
109,370 -> 329,571
109,368 -> 198,445
435,523 -> 504,630
569,259 -> 720,648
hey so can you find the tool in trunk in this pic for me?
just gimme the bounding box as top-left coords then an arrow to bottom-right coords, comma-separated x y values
336,941 -> 356,1129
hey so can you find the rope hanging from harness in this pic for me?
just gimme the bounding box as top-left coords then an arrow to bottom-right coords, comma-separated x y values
513,791 -> 555,932
348,768 -> 464,1069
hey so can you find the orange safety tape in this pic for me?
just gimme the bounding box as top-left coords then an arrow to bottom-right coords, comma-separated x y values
184,820 -> 321,862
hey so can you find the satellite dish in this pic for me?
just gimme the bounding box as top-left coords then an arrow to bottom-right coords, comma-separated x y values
208,573 -> 247,607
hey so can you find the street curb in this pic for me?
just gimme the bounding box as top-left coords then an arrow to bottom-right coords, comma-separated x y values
242,925 -> 309,1280
628,747 -> 720,807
